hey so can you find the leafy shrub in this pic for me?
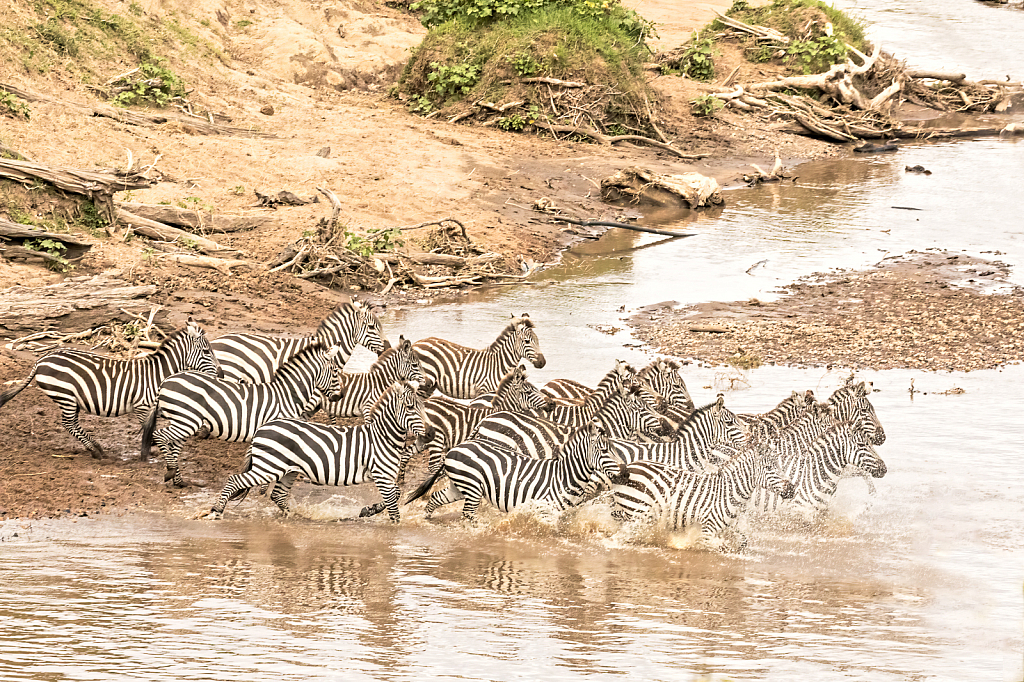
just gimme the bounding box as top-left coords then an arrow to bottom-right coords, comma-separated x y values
427,61 -> 481,101
23,238 -> 71,271
787,34 -> 847,73
690,94 -> 724,117
508,52 -> 540,77
111,60 -> 187,108
0,92 -> 31,119
676,30 -> 717,81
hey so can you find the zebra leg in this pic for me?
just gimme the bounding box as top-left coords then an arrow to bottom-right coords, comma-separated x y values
59,404 -> 105,459
208,472 -> 262,518
269,471 -> 299,515
423,482 -> 462,518
154,424 -> 197,487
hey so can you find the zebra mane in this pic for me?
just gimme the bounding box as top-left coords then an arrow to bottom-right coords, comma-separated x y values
637,358 -> 679,378
153,326 -> 188,354
316,301 -> 360,336
492,365 -> 525,397
364,380 -> 409,420
366,345 -> 400,372
277,339 -> 326,372
678,395 -> 722,423
488,317 -> 534,351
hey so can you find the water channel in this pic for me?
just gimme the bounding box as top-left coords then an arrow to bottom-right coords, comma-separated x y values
3,2 -> 1024,680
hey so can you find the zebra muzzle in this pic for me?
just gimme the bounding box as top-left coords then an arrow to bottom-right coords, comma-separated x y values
531,354 -> 547,369
780,479 -> 796,500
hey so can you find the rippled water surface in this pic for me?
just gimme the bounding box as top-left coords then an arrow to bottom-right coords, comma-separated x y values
4,3 -> 1024,680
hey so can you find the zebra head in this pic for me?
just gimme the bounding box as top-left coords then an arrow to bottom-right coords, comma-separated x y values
398,380 -> 431,440
319,300 -> 389,358
388,336 -> 425,384
574,420 -> 627,485
511,314 -> 546,369
829,381 -> 886,446
844,426 -> 888,479
760,444 -> 796,500
491,364 -> 555,414
613,382 -> 665,440
709,393 -> 748,446
318,345 -> 346,402
640,359 -> 694,413
181,317 -> 223,378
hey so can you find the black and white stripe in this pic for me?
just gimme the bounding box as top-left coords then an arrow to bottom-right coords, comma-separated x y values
611,444 -> 795,550
418,365 -> 553,474
140,343 -> 344,486
212,300 -> 388,383
206,381 -> 430,523
323,336 -> 423,421
750,420 -> 887,515
741,390 -> 817,443
0,317 -> 219,458
412,314 -> 546,399
624,394 -> 747,468
407,421 -> 627,522
541,359 -> 635,403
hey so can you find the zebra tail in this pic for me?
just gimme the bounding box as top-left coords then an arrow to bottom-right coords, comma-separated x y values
0,363 -> 39,410
404,464 -> 445,506
139,404 -> 159,461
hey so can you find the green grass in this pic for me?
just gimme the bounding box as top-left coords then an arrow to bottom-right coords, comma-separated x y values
400,2 -> 654,131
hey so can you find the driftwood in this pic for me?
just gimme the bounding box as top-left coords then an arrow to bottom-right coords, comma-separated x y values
534,121 -> 708,159
520,77 -> 586,88
372,251 -> 502,268
0,276 -> 159,333
555,216 -> 696,239
601,167 -> 724,209
154,253 -> 251,275
0,157 -> 155,224
0,83 -> 274,138
0,219 -> 93,261
116,208 -> 241,257
116,202 -> 272,233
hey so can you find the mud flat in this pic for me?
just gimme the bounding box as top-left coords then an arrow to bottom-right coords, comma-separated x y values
629,250 -> 1024,372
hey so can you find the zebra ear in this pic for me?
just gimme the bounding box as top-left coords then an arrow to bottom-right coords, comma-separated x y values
185,317 -> 203,336
398,335 -> 410,350
715,393 -> 725,408
855,381 -> 868,396
324,345 -> 342,360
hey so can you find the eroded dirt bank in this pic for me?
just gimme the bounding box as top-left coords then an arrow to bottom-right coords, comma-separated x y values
629,251 -> 1024,373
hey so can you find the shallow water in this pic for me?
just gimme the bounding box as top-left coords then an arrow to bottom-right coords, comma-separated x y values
5,4 -> 1024,680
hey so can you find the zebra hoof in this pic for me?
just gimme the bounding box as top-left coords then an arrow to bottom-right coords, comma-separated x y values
195,426 -> 212,440
358,503 -> 386,518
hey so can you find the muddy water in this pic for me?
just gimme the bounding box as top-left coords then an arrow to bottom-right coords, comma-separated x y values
6,10 -> 1024,682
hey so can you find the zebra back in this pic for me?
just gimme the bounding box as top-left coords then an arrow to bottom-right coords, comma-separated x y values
439,420 -> 623,518
412,314 -> 546,399
743,390 -> 816,444
211,300 -> 387,383
325,336 -> 423,419
470,410 -> 574,459
827,380 -> 886,445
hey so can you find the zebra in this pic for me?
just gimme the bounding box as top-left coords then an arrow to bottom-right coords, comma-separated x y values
211,299 -> 388,383
204,380 -> 430,523
621,394 -> 747,467
411,314 -> 546,399
541,359 -> 636,404
610,444 -> 795,550
322,336 -> 423,421
824,379 -> 886,493
407,420 -> 627,522
750,421 -> 887,517
140,342 -> 344,487
637,358 -> 695,414
740,390 -> 817,443
0,317 -> 220,458
473,382 -> 666,461
417,364 -> 554,475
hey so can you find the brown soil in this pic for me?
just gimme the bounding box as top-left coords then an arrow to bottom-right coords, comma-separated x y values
629,251 -> 1024,372
0,0 -> 971,520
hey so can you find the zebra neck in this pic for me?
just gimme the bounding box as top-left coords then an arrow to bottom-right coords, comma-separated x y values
140,337 -> 186,380
364,412 -> 406,447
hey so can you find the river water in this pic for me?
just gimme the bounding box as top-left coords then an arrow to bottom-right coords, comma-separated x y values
3,4 -> 1024,681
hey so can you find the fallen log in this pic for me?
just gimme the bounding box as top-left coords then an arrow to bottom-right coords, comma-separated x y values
556,216 -> 696,239
0,276 -> 159,333
116,202 -> 273,233
154,253 -> 251,275
0,157 -> 155,224
0,219 -> 93,261
116,208 -> 241,256
372,251 -> 503,268
601,167 -> 724,209
534,121 -> 708,159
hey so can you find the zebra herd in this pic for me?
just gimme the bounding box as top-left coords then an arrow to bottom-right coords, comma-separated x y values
0,302 -> 888,549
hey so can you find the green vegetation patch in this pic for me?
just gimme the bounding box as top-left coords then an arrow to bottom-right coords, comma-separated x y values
718,0 -> 868,75
399,0 -> 658,136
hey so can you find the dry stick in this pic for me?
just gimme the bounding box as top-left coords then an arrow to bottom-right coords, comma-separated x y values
395,218 -> 469,241
521,77 -> 586,88
534,121 -> 707,159
555,216 -> 696,239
